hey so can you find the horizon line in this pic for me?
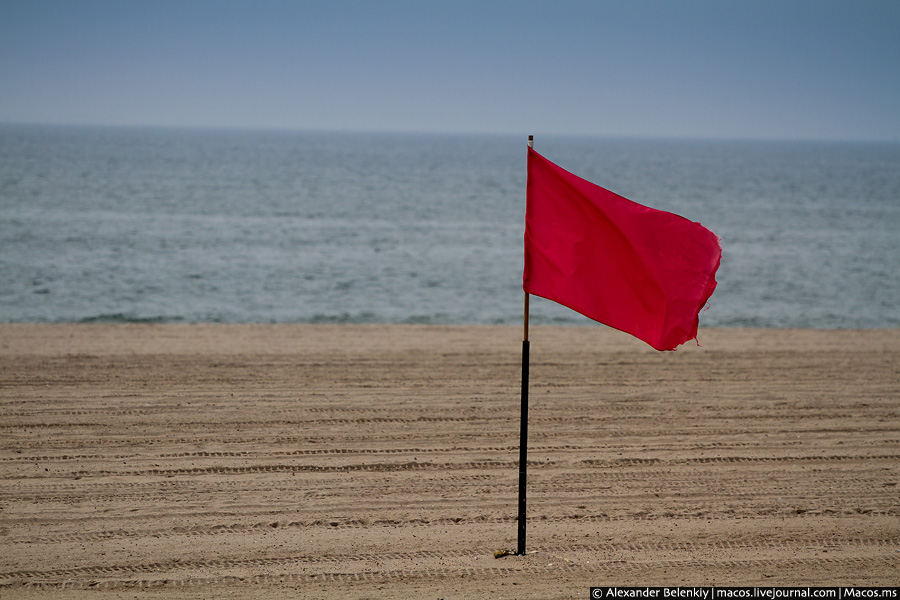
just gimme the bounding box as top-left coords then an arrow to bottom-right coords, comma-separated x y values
2,120 -> 898,145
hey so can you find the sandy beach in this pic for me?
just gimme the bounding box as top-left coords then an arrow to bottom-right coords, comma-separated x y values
1,324 -> 898,598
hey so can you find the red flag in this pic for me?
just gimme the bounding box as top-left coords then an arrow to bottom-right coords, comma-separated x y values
524,147 -> 721,351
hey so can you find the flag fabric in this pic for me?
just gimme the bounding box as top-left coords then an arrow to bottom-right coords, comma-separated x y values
523,147 -> 721,351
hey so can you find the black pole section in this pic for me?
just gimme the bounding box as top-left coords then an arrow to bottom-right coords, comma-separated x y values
518,136 -> 533,556
517,337 -> 530,554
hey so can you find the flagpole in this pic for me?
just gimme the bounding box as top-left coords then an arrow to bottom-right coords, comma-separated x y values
517,134 -> 533,555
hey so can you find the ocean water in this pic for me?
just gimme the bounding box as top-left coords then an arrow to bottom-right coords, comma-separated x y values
1,125 -> 898,328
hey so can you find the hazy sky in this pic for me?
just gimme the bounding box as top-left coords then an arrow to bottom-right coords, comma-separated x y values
2,0 -> 899,140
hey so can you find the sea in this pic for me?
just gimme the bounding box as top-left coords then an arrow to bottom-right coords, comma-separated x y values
2,124 -> 898,328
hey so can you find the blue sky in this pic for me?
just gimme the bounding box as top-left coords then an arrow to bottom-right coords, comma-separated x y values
2,0 -> 899,140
